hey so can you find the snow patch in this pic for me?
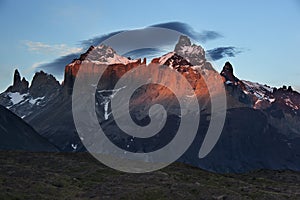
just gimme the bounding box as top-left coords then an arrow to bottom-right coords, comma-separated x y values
242,80 -> 275,103
179,45 -> 203,55
225,80 -> 233,85
8,92 -> 27,105
104,101 -> 109,120
159,52 -> 175,64
84,45 -> 139,65
29,96 -> 45,105
243,80 -> 274,93
71,144 -> 78,150
285,98 -> 299,110
98,86 -> 127,120
269,98 -> 276,103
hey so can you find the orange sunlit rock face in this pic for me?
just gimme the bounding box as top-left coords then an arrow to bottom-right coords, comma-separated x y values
63,58 -> 145,95
62,38 -> 228,114
63,55 -> 228,115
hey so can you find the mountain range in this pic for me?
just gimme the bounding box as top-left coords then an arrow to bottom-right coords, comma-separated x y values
0,35 -> 299,173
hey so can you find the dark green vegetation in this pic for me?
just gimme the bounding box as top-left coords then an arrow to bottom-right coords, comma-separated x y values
0,151 -> 299,200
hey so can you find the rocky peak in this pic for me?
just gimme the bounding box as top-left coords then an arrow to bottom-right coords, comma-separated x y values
174,35 -> 206,66
29,71 -> 61,98
174,35 -> 192,49
84,45 -> 115,62
5,69 -> 29,94
223,61 -> 233,73
78,45 -> 95,61
220,62 -> 239,84
154,52 -> 192,68
63,45 -> 143,95
13,69 -> 21,86
220,62 -> 251,106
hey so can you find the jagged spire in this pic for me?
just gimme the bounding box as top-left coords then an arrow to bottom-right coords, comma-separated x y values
224,62 -> 233,73
29,71 -> 60,98
173,35 -> 206,66
174,35 -> 192,51
13,69 -> 21,86
5,69 -> 29,94
220,62 -> 240,85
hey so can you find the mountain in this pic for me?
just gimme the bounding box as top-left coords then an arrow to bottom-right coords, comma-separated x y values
0,35 -> 300,172
0,105 -> 58,151
0,70 -> 61,119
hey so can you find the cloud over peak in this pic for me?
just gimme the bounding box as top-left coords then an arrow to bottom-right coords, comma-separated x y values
29,21 -> 243,76
24,40 -> 83,56
207,47 -> 243,61
150,22 -> 223,42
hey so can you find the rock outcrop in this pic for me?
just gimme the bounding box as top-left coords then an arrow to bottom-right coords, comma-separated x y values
5,69 -> 29,94
29,71 -> 61,98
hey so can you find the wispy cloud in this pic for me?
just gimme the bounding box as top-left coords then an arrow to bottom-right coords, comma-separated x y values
81,22 -> 223,49
22,61 -> 49,76
36,22 -> 241,77
23,40 -> 83,56
37,53 -> 80,78
31,61 -> 48,69
150,22 -> 223,42
207,47 -> 243,61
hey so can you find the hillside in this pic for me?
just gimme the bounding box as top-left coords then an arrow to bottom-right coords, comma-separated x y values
0,105 -> 58,152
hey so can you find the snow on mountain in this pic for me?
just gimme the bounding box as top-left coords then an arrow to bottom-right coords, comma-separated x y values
0,70 -> 61,119
174,35 -> 205,66
6,92 -> 46,108
96,86 -> 127,121
158,52 -> 175,65
284,98 -> 299,110
79,45 -> 139,65
242,80 -> 275,103
29,96 -> 45,105
7,92 -> 27,106
156,35 -> 213,75
1,35 -> 300,173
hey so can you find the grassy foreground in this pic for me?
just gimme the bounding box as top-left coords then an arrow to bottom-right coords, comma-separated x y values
0,151 -> 299,200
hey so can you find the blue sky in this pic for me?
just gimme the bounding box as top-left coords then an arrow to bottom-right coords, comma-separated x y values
0,0 -> 300,92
